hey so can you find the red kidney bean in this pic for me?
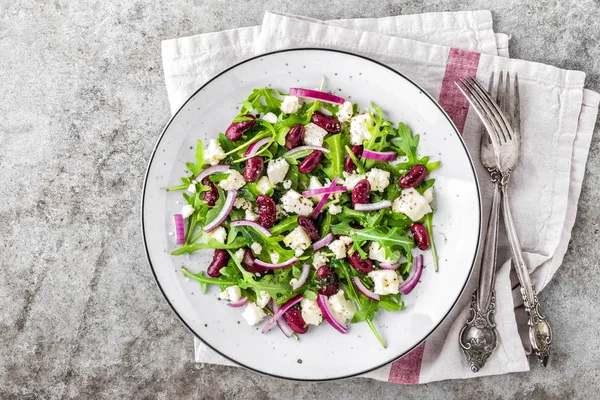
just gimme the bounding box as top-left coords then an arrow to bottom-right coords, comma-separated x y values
315,266 -> 339,296
345,145 -> 363,173
297,216 -> 320,240
225,114 -> 256,141
201,177 -> 219,206
256,195 -> 276,228
285,124 -> 304,149
207,249 -> 229,277
347,245 -> 374,273
283,306 -> 309,334
351,179 -> 371,205
241,248 -> 268,275
298,151 -> 323,174
411,222 -> 430,250
399,164 -> 428,188
311,111 -> 341,133
243,156 -> 264,182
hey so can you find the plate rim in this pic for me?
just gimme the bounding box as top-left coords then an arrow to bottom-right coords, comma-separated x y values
141,47 -> 482,382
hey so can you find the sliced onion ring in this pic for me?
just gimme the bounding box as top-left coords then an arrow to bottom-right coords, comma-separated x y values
203,190 -> 237,233
311,177 -> 339,219
352,276 -> 380,301
226,297 -> 248,307
380,260 -> 401,270
254,257 -> 298,270
362,149 -> 398,162
284,145 -> 330,156
195,164 -> 230,182
313,233 -> 333,251
174,214 -> 185,245
354,200 -> 392,212
316,294 -> 348,334
399,254 -> 424,295
292,264 -> 310,290
271,300 -> 293,338
302,185 -> 346,197
245,136 -> 272,157
261,295 -> 303,334
230,219 -> 272,237
289,88 -> 345,105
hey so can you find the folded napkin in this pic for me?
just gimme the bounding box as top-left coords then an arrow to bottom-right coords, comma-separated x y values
161,10 -> 599,383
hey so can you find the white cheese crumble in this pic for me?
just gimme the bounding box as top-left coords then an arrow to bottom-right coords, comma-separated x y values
368,270 -> 401,295
327,290 -> 357,324
301,298 -> 323,325
267,158 -> 290,185
181,204 -> 195,219
368,241 -> 404,264
251,242 -> 263,255
282,180 -> 292,190
366,168 -> 391,192
307,176 -> 324,201
350,113 -> 373,145
219,285 -> 242,302
336,101 -> 354,123
283,226 -> 312,256
280,95 -> 302,114
256,291 -> 271,308
209,226 -> 227,244
262,112 -> 278,124
241,303 -> 266,326
203,139 -> 226,166
303,122 -> 328,147
218,170 -> 246,191
312,251 -> 330,269
234,249 -> 245,261
281,190 -> 313,216
187,183 -> 197,194
342,171 -> 367,191
328,204 -> 342,215
423,187 -> 434,203
269,251 -> 280,264
328,239 -> 348,259
392,188 -> 433,221
256,176 -> 273,194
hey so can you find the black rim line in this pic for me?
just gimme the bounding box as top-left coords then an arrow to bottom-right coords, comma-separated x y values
140,47 -> 483,382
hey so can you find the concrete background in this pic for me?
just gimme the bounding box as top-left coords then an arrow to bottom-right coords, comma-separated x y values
1,1 -> 599,398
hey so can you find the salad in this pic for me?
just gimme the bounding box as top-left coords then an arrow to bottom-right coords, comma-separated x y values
168,83 -> 440,347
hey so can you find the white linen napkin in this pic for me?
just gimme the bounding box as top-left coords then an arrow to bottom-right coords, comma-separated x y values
160,10 -> 599,383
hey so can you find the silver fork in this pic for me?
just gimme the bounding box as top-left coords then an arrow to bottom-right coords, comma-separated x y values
456,73 -> 552,367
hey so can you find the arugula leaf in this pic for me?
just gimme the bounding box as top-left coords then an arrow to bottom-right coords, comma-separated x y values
425,211 -> 439,272
323,134 -> 344,180
204,186 -> 225,226
331,222 -> 413,255
392,123 -> 419,164
271,215 -> 299,236
171,236 -> 247,255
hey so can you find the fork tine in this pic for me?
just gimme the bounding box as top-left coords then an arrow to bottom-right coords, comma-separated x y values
496,71 -> 503,110
468,77 -> 512,143
460,79 -> 504,147
505,72 -> 512,139
514,73 -> 521,136
486,72 -> 495,144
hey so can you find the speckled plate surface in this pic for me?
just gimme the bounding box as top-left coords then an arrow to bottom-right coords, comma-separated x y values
142,49 -> 481,381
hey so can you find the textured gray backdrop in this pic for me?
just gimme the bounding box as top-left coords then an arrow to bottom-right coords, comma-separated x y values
1,1 -> 599,399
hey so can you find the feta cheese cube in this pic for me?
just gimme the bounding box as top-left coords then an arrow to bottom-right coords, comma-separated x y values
283,226 -> 312,256
282,180 -> 292,190
303,122 -> 328,147
234,198 -> 251,210
267,158 -> 290,184
262,112 -> 278,124
218,170 -> 246,191
328,204 -> 342,215
269,251 -> 280,264
256,176 -> 273,194
256,291 -> 270,308
368,270 -> 401,295
392,188 -> 433,221
251,242 -> 263,255
219,285 -> 242,302
368,241 -> 404,264
187,183 -> 197,193
181,204 -> 195,219
423,187 -> 434,203
280,95 -> 302,114
241,303 -> 266,326
328,239 -> 348,259
327,290 -> 357,324
336,101 -> 354,123
275,204 -> 288,220
245,208 -> 258,222
234,249 -> 245,261
366,168 -> 391,192
350,114 -> 372,145
281,190 -> 313,216
342,171 -> 366,191
203,139 -> 226,166
307,176 -> 324,201
301,298 -> 323,325
209,226 -> 227,244
312,251 -> 330,268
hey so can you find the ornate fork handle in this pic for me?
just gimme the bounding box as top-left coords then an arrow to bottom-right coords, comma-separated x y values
500,177 -> 552,367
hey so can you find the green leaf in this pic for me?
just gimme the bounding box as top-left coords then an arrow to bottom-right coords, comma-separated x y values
392,123 -> 419,164
204,186 -> 225,226
303,290 -> 318,301
271,215 -> 299,236
171,236 -> 247,255
323,134 -> 344,180
424,211 -> 439,272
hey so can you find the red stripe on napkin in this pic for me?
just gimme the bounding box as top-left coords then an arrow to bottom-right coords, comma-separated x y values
388,47 -> 480,385
437,48 -> 481,134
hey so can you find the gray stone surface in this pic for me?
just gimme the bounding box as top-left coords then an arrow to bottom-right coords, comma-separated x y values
1,0 -> 599,398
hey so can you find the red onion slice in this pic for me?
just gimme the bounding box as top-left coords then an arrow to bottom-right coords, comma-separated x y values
174,214 -> 185,245
284,145 -> 330,156
254,257 -> 298,270
362,149 -> 398,162
380,261 -> 401,270
271,300 -> 293,338
195,164 -> 230,182
245,136 -> 272,157
313,233 -> 333,251
354,200 -> 392,212
203,190 -> 237,233
226,297 -> 248,307
310,177 -> 339,219
261,295 -> 303,334
352,276 -> 380,301
230,219 -> 272,237
292,264 -> 310,290
289,88 -> 345,105
316,294 -> 348,334
399,254 -> 424,295
302,185 -> 346,197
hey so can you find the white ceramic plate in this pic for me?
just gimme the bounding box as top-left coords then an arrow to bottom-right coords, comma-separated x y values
142,49 -> 481,381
